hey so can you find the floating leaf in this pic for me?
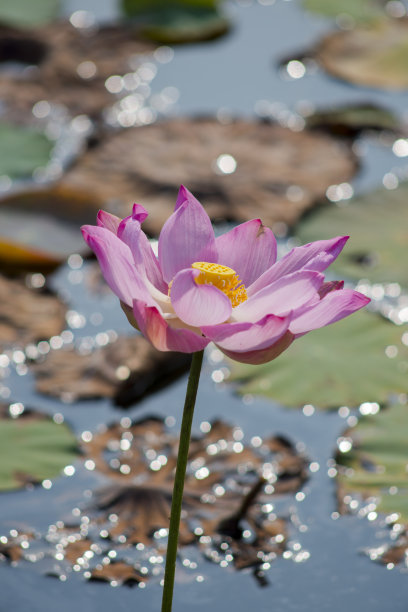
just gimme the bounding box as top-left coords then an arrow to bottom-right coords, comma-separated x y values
3,417 -> 308,583
0,0 -> 59,28
0,274 -> 66,351
337,403 -> 408,522
303,0 -> 386,23
228,311 -> 408,409
0,123 -> 53,179
31,335 -> 191,406
296,182 -> 408,286
0,186 -> 102,272
62,118 -> 357,235
305,103 -> 400,137
315,18 -> 408,90
89,561 -> 147,586
123,0 -> 218,13
122,0 -> 229,44
0,21 -> 154,119
0,407 -> 79,491
366,528 -> 408,566
138,7 -> 230,45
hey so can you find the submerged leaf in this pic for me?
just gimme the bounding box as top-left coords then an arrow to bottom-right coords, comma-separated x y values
337,403 -> 408,522
228,311 -> 408,409
296,182 -> 408,286
0,406 -> 79,491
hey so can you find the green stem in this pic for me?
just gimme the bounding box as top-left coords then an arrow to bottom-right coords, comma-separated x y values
161,350 -> 204,612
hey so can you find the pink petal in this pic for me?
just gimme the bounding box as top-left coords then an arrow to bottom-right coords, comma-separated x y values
97,210 -> 121,234
234,270 -> 324,322
132,301 -> 210,352
171,268 -> 232,327
132,203 -> 149,224
81,225 -> 154,307
248,236 -> 349,296
158,185 -> 217,283
215,219 -> 277,286
201,313 -> 290,352
289,289 -> 370,335
220,331 -> 294,365
118,213 -> 167,292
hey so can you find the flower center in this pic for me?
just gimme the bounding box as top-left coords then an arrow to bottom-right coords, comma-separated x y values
192,262 -> 247,307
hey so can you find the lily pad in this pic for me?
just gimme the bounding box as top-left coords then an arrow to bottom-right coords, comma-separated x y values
139,8 -> 230,45
31,334 -> 191,406
336,403 -> 408,521
228,311 -> 408,409
62,117 -> 357,235
3,417 -> 307,583
303,0 -> 386,23
0,21 -> 155,119
315,18 -> 408,90
0,0 -> 59,28
122,0 -> 229,44
305,103 -> 400,137
0,186 -> 103,272
0,274 -> 66,351
296,182 -> 408,287
0,406 -> 79,491
0,123 -> 53,179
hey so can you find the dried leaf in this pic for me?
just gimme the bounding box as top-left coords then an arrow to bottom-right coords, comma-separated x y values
0,21 -> 155,118
0,274 -> 66,351
61,117 -> 357,235
31,336 -> 191,405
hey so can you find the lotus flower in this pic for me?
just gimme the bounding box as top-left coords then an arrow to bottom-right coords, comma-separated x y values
81,186 -> 369,364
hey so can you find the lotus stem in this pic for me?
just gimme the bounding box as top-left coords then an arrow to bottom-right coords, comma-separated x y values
161,349 -> 204,612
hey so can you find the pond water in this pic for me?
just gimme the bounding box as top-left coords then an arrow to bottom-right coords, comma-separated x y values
2,1 -> 408,611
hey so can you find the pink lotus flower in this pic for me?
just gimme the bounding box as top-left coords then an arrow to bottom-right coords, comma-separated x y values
81,186 -> 369,364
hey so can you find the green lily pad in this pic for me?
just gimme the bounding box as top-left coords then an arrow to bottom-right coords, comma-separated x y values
228,311 -> 408,409
0,0 -> 59,28
305,103 -> 400,137
296,182 -> 408,287
122,0 -> 229,44
0,408 -> 79,491
0,186 -> 102,273
0,123 -> 53,179
315,18 -> 408,90
337,403 -> 408,521
303,0 -> 386,23
123,0 -> 218,12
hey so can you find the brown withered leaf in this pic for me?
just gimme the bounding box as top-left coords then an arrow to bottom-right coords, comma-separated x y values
79,417 -> 308,570
0,274 -> 66,351
90,561 -> 147,586
2,417 -> 308,583
61,117 -> 357,235
0,531 -> 34,563
30,335 -> 191,406
0,21 -> 155,119
364,525 -> 408,567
